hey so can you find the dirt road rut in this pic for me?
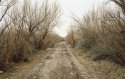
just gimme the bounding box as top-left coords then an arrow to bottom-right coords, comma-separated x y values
11,42 -> 96,79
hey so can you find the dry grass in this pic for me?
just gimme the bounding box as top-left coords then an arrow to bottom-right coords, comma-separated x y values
0,0 -> 61,71
67,6 -> 125,65
0,49 -> 51,79
66,2 -> 125,78
74,49 -> 125,79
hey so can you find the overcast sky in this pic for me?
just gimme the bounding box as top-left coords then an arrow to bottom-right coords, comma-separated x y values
32,0 -> 115,37
54,0 -> 109,37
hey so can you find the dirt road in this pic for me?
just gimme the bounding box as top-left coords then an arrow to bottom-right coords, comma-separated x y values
9,42 -> 96,79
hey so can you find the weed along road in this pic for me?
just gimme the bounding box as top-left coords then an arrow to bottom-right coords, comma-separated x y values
9,42 -> 96,79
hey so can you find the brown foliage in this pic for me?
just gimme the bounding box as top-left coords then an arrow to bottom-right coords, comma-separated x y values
69,6 -> 125,65
0,0 -> 60,71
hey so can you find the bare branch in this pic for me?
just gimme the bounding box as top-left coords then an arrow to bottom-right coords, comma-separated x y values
0,0 -> 16,22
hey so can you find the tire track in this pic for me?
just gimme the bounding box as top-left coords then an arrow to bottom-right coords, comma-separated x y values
9,42 -> 97,79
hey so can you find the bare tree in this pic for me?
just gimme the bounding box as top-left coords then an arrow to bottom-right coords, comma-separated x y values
0,0 -> 16,22
0,0 -> 61,70
70,6 -> 125,65
111,0 -> 125,15
34,1 -> 60,49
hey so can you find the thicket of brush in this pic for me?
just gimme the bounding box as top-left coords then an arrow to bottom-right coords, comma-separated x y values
0,0 -> 61,71
66,0 -> 125,65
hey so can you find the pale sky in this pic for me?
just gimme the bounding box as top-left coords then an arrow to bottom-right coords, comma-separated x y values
55,0 -> 105,37
54,0 -> 108,37
31,0 -> 115,37
0,0 -> 117,37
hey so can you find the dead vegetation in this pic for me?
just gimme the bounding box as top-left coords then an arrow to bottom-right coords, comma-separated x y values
74,49 -> 125,79
0,0 -> 61,71
66,0 -> 125,65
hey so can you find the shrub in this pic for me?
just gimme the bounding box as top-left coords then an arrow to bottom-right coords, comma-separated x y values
69,6 -> 125,65
0,0 -> 60,71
